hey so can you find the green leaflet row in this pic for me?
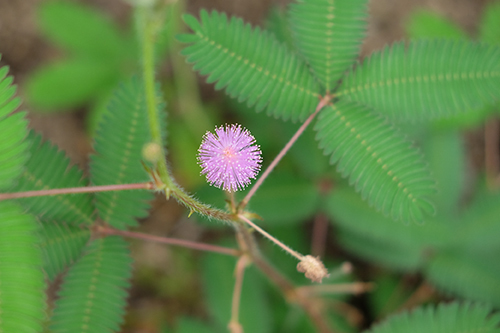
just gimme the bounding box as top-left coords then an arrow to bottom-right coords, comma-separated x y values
364,302 -> 500,333
50,236 -> 132,333
178,10 -> 320,122
12,131 -> 95,226
338,40 -> 500,121
90,77 -> 156,230
289,0 -> 369,91
0,63 -> 29,190
315,100 -> 435,223
0,201 -> 45,333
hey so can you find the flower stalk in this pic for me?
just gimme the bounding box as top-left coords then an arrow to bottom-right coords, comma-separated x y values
238,95 -> 332,212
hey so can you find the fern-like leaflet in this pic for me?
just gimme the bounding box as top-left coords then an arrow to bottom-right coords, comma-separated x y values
0,61 -> 30,189
180,1 -> 500,223
338,40 -> 500,121
12,131 -> 95,226
315,100 -> 435,223
90,77 -> 156,230
50,236 -> 132,333
0,61 -> 45,333
0,202 -> 45,333
365,302 -> 500,333
39,220 -> 90,281
289,0 -> 369,91
178,10 -> 320,121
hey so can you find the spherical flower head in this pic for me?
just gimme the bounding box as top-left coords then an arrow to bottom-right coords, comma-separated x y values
198,124 -> 262,192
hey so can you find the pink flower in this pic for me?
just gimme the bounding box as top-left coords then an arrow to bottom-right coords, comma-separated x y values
198,124 -> 262,192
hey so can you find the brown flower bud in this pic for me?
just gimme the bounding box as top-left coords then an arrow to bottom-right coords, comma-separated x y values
297,255 -> 329,283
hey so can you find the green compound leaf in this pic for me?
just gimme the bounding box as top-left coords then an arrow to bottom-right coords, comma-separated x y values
326,184 -> 451,271
364,302 -> 500,333
38,1 -> 132,60
265,6 -> 294,50
425,250 -> 500,307
422,130 -> 465,216
289,0 -> 368,91
13,131 -> 94,226
39,220 -> 91,281
456,184 -> 500,251
315,100 -> 435,223
179,10 -> 320,121
0,201 -> 45,333
50,236 -> 132,333
0,64 -> 30,190
337,40 -> 500,121
406,10 -> 466,40
337,229 -> 423,272
90,77 -> 155,230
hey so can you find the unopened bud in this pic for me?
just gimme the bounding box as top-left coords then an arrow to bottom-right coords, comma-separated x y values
297,255 -> 329,283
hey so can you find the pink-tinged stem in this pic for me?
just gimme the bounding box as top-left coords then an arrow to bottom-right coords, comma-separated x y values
239,97 -> 330,211
238,214 -> 304,261
297,282 -> 374,296
229,255 -> 250,333
97,226 -> 240,257
0,182 -> 154,201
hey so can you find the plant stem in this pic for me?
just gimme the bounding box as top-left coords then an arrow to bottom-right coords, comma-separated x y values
97,225 -> 240,256
139,6 -> 234,222
233,222 -> 335,333
251,255 -> 335,333
398,282 -> 436,312
238,214 -> 304,261
0,183 -> 153,200
311,213 -> 329,257
238,97 -> 330,211
229,255 -> 249,333
297,282 -> 374,296
140,7 -> 171,185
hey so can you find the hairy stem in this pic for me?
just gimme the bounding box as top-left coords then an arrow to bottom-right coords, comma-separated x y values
139,6 -> 235,222
97,226 -> 240,256
233,224 -> 334,333
0,183 -> 153,200
140,6 -> 169,182
238,97 -> 331,211
238,214 -> 304,261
